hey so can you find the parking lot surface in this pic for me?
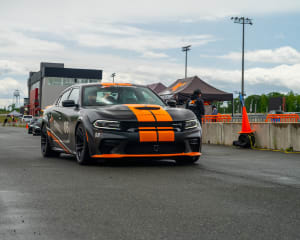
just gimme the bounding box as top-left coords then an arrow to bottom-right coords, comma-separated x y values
1,127 -> 300,240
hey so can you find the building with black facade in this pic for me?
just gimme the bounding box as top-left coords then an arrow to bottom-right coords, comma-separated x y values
27,62 -> 102,115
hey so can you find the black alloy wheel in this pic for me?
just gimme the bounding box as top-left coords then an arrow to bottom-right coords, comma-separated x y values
75,124 -> 93,165
41,124 -> 60,157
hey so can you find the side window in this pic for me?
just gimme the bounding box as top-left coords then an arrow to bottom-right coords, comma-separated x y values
59,90 -> 71,107
68,88 -> 80,104
56,96 -> 62,106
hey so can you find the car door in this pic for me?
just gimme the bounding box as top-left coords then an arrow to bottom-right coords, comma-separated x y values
51,89 -> 72,142
63,87 -> 80,150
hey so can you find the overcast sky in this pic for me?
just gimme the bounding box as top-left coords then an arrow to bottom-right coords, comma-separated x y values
1,0 -> 300,106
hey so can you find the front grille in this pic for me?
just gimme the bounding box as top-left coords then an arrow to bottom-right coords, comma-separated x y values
121,121 -> 183,132
125,142 -> 185,154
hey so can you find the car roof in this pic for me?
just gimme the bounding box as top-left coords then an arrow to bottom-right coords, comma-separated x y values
70,83 -> 146,88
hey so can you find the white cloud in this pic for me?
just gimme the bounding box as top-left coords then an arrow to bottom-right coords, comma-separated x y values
0,60 -> 28,75
0,77 -> 27,100
1,0 -> 300,25
77,27 -> 214,56
220,46 -> 300,64
0,28 -> 64,57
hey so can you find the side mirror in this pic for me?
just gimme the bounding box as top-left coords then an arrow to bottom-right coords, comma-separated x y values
62,100 -> 75,107
166,100 -> 176,107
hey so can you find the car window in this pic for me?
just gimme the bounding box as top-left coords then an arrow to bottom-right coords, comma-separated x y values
59,90 -> 71,107
82,86 -> 165,106
68,88 -> 80,104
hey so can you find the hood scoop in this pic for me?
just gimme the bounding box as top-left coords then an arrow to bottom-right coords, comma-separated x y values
134,106 -> 161,110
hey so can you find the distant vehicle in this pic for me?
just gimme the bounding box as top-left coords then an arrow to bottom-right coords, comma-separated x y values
22,115 -> 33,123
32,118 -> 42,136
28,118 -> 38,134
269,110 -> 284,114
41,83 -> 202,165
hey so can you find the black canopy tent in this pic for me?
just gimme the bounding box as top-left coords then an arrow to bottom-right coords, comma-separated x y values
159,76 -> 234,115
160,76 -> 233,101
147,82 -> 167,94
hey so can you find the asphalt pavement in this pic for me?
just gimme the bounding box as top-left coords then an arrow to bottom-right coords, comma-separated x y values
0,127 -> 300,240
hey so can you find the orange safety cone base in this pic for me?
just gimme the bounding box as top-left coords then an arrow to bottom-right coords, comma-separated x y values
239,106 -> 254,134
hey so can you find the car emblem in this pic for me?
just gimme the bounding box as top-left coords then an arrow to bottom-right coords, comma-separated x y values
153,144 -> 159,152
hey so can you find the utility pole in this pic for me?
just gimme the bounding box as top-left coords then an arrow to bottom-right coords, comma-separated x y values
231,17 -> 253,100
182,45 -> 191,79
111,73 -> 116,83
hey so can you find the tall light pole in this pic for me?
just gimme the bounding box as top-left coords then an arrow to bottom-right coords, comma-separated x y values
231,17 -> 253,99
111,73 -> 116,83
182,45 -> 191,79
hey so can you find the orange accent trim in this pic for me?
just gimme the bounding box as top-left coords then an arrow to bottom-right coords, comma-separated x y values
171,82 -> 186,91
139,127 -> 156,130
47,130 -> 70,154
101,83 -> 132,86
139,131 -> 157,142
91,152 -> 201,159
86,131 -> 89,142
190,100 -> 196,104
158,131 -> 175,142
125,104 -> 156,122
157,127 -> 173,130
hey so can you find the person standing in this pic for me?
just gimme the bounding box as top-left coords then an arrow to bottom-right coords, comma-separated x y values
211,105 -> 218,122
3,116 -> 8,126
186,89 -> 205,125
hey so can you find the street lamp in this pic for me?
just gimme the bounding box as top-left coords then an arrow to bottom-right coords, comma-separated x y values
111,73 -> 116,83
182,45 -> 191,79
231,17 -> 253,99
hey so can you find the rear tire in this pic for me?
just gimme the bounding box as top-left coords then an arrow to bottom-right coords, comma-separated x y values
75,124 -> 93,165
41,124 -> 60,158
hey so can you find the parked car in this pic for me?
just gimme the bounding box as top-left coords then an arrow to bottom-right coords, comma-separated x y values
28,118 -> 38,134
268,110 -> 284,114
22,115 -> 33,123
32,118 -> 43,136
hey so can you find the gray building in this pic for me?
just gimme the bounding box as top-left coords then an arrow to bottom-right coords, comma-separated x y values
27,62 -> 102,115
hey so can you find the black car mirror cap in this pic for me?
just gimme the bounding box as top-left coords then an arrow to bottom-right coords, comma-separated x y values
62,100 -> 76,107
166,100 -> 176,107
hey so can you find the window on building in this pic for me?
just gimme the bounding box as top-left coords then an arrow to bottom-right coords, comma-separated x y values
62,78 -> 75,86
47,77 -> 62,86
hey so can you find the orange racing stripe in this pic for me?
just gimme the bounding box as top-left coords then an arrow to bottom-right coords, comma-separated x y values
125,104 -> 156,122
101,83 -> 132,86
47,130 -> 70,154
125,104 -> 175,142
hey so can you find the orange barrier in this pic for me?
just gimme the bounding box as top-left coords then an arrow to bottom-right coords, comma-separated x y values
203,114 -> 232,123
265,114 -> 300,123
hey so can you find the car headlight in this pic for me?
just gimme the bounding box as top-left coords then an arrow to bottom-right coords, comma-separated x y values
93,120 -> 121,130
184,119 -> 200,130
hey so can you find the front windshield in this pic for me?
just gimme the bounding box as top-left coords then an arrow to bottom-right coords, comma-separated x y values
82,85 -> 166,107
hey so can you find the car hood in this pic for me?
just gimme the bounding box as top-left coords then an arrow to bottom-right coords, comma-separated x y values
82,104 -> 196,123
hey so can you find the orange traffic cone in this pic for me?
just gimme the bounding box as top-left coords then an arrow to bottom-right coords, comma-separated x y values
26,123 -> 28,129
239,106 -> 254,134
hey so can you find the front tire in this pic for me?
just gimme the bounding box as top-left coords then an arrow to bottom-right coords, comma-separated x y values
41,124 -> 60,157
75,124 -> 93,165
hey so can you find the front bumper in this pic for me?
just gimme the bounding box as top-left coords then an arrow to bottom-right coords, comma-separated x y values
86,127 -> 202,159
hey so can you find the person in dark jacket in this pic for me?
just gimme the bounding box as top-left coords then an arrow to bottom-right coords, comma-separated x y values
186,89 -> 205,125
212,105 -> 218,115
